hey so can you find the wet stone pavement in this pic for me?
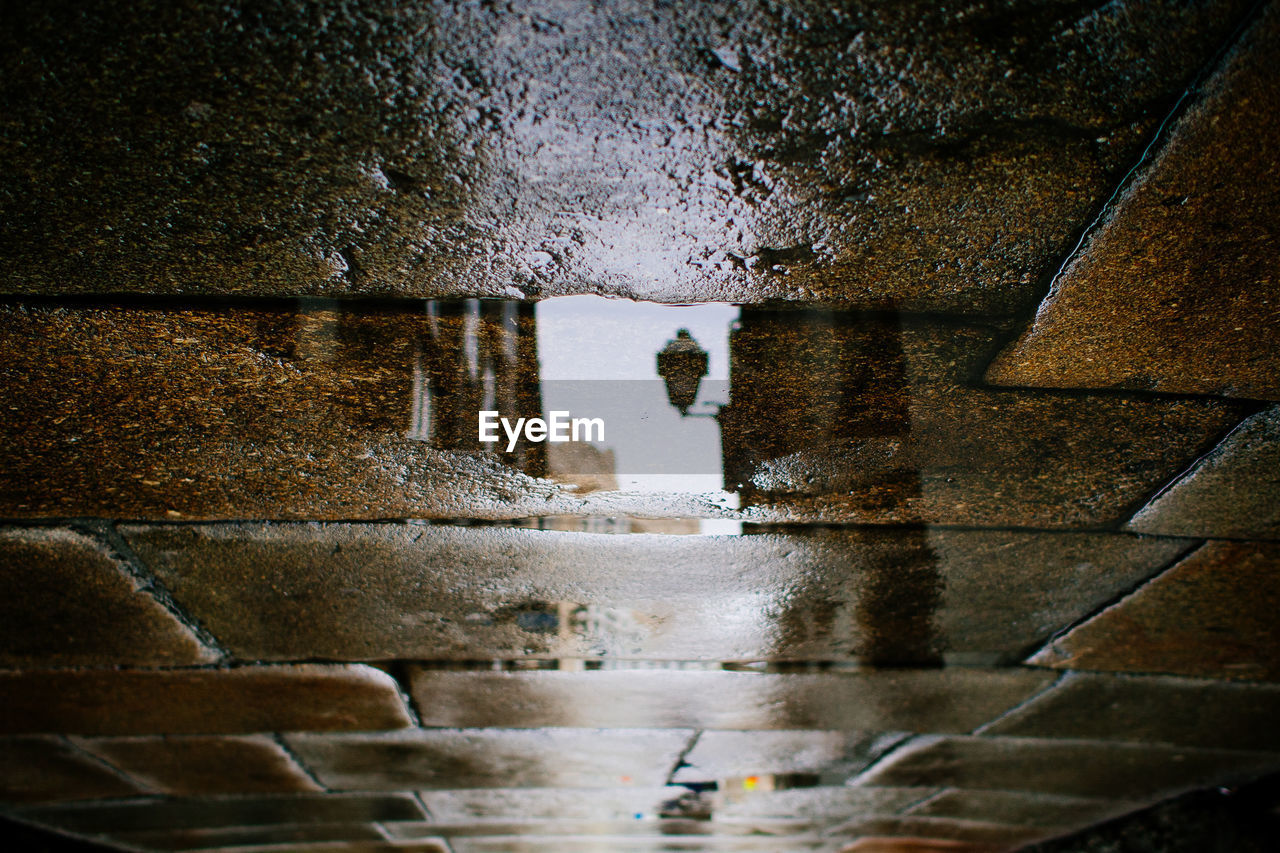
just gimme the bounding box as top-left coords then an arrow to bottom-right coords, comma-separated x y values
2,2 -> 1280,852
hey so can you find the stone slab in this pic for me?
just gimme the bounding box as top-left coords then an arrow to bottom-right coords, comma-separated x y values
0,736 -> 143,804
713,786 -> 933,821
75,735 -> 321,796
829,816 -> 1053,847
987,4 -> 1280,400
0,306 -> 1244,527
852,735 -> 1280,801
18,793 -> 427,834
126,523 -> 1185,664
904,789 -> 1139,830
284,728 -> 694,791
417,788 -> 690,822
985,671 -> 1280,750
1128,407 -> 1280,540
407,668 -> 1054,730
670,731 -> 903,785
718,318 -> 1243,527
106,824 -> 386,851
1027,541 -> 1280,681
0,1 -> 1249,311
382,819 -> 817,839
0,526 -> 215,667
0,665 -> 413,735
449,839 -> 829,852
846,835 -> 962,853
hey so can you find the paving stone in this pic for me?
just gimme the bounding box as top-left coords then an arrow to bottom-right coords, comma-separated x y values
713,786 -> 933,821
985,671 -> 1280,750
987,4 -> 1280,400
852,735 -> 1280,801
407,668 -> 1053,730
0,736 -> 144,804
671,731 -> 903,785
718,317 -> 1243,527
417,788 -> 690,822
125,523 -> 1184,664
838,842 -> 995,853
1027,541 -> 1280,681
449,839 -> 829,852
904,789 -> 1139,830
1127,407 -> 1280,540
18,793 -> 427,834
105,824 -> 386,851
0,526 -> 215,667
830,815 -> 1054,847
74,735 -> 321,796
0,306 -> 1243,526
0,665 -> 413,735
0,1 -> 1248,311
284,728 -> 693,791
383,819 -> 816,839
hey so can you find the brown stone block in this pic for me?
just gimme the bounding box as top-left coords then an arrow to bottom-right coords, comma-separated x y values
283,728 -> 694,791
852,735 -> 1280,801
18,793 -> 427,834
985,671 -> 1280,750
125,523 -> 1184,664
987,4 -> 1280,400
74,735 -> 321,796
718,318 -> 1243,527
0,736 -> 143,804
0,527 -> 215,667
406,668 -> 1054,731
1027,541 -> 1280,681
0,1 -> 1247,310
1127,407 -> 1280,540
0,665 -> 413,735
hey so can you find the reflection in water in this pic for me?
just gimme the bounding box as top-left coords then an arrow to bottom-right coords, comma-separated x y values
406,298 -> 545,477
719,308 -> 943,666
395,296 -> 943,666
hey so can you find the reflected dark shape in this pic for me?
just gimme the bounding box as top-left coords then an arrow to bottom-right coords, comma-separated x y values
408,298 -> 545,477
717,308 -> 943,666
656,329 -> 710,416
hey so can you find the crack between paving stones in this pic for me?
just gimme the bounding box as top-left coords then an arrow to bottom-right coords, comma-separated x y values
1019,539 -> 1209,666
970,670 -> 1071,736
74,521 -> 230,663
665,730 -> 703,787
60,735 -> 159,796
970,0 -> 1272,390
271,733 -> 329,793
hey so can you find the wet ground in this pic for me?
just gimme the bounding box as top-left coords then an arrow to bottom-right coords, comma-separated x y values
2,2 -> 1280,852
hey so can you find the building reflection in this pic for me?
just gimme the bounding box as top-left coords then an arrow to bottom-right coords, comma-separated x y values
405,298 -> 545,477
